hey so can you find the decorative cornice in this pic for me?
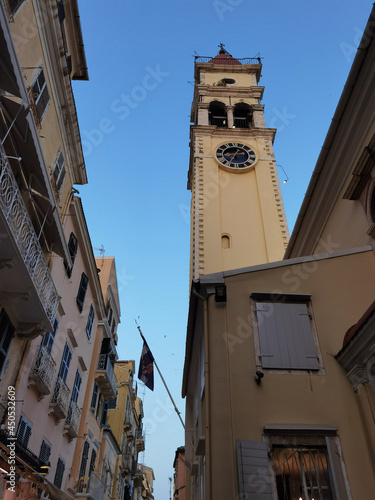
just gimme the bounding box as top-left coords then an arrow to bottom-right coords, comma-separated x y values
346,364 -> 368,391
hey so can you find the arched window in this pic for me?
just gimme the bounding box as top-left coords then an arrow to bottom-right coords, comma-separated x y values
233,103 -> 252,129
209,101 -> 227,127
221,234 -> 231,249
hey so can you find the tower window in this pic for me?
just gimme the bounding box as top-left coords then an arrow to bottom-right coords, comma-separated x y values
221,235 -> 231,249
209,101 -> 227,127
233,103 -> 252,129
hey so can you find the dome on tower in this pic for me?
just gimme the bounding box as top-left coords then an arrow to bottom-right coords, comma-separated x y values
209,44 -> 242,65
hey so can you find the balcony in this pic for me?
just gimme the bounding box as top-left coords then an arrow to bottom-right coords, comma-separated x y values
64,401 -> 81,440
76,472 -> 106,500
135,428 -> 145,452
95,354 -> 117,401
0,145 -> 59,335
49,377 -> 70,420
28,345 -> 56,397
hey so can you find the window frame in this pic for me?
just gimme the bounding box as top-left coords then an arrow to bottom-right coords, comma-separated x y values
64,232 -> 78,278
39,439 -> 52,464
31,68 -> 50,121
251,293 -> 323,374
52,150 -> 66,193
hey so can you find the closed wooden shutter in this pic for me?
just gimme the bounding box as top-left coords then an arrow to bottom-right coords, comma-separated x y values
79,441 -> 90,479
256,301 -> 319,370
17,417 -> 32,448
54,458 -> 65,489
39,440 -> 51,464
237,440 -> 273,499
58,343 -> 72,382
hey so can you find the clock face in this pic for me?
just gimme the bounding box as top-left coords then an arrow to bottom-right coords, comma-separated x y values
216,143 -> 256,169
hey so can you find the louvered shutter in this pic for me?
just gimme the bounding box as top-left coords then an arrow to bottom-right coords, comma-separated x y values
256,301 -> 319,370
58,343 -> 72,382
237,440 -> 273,500
54,458 -> 65,489
79,441 -> 90,479
39,440 -> 51,463
76,273 -> 89,311
17,417 -> 32,448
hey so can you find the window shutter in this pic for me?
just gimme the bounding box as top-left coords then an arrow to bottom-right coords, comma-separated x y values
89,449 -> 96,474
325,436 -> 350,500
79,441 -> 90,479
42,317 -> 58,353
39,440 -> 52,463
86,304 -> 95,339
76,273 -> 89,311
256,301 -> 319,370
236,440 -> 272,499
71,370 -> 82,403
17,417 -> 32,448
91,383 -> 99,410
54,458 -> 65,489
58,343 -> 72,382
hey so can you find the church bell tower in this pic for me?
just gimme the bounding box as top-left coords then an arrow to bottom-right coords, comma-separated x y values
188,45 -> 289,282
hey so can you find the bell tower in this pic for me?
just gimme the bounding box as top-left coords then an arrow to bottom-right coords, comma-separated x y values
188,46 -> 289,281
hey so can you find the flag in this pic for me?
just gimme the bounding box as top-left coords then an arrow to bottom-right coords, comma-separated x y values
138,340 -> 154,390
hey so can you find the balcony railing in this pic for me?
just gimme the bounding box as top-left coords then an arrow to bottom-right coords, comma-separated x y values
76,472 -> 106,500
49,377 -> 70,420
95,354 -> 117,400
194,55 -> 262,65
0,146 -> 59,327
64,401 -> 81,439
28,345 -> 56,396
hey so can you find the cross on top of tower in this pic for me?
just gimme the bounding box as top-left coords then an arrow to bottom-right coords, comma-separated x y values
218,43 -> 231,56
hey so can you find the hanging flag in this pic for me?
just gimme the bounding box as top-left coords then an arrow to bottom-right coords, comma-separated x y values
138,340 -> 154,391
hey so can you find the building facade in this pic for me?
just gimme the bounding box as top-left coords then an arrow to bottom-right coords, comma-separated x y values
183,8 -> 375,499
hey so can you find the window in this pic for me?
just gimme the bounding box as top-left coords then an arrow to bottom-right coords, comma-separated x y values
76,273 -> 89,312
108,392 -> 117,409
96,393 -> 103,420
107,304 -> 113,327
52,150 -> 66,193
89,448 -> 97,476
86,304 -> 95,339
79,440 -> 90,482
54,457 -> 65,489
58,343 -> 72,382
111,319 -> 116,335
252,293 -> 320,371
42,317 -> 58,354
7,0 -> 24,16
0,309 -> 15,375
39,440 -> 52,464
233,103 -> 252,129
64,232 -> 78,278
17,417 -> 32,448
91,383 -> 99,411
237,432 -> 350,500
100,401 -> 109,426
209,101 -> 227,127
31,68 -> 49,121
71,370 -> 82,404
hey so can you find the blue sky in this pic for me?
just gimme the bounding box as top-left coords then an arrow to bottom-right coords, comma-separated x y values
72,1 -> 372,497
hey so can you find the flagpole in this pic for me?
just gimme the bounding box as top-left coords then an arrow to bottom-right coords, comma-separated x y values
135,321 -> 194,449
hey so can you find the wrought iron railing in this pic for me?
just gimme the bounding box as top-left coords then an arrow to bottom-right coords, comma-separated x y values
50,377 -> 70,418
209,116 -> 227,127
194,56 -> 262,65
0,145 -> 59,326
65,401 -> 81,438
97,354 -> 117,395
0,427 -> 47,472
233,117 -> 251,129
29,345 -> 56,395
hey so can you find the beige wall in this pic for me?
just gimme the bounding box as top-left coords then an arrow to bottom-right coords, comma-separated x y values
186,249 -> 375,499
